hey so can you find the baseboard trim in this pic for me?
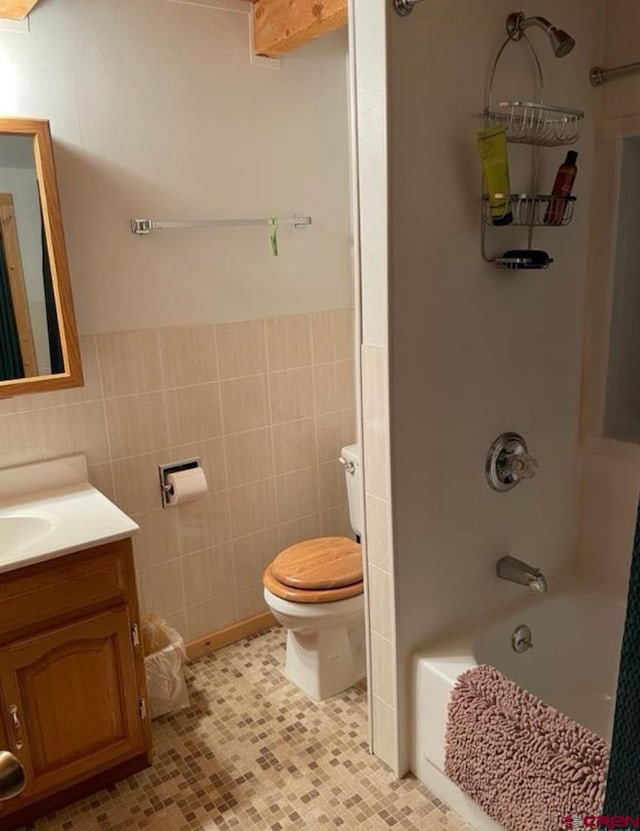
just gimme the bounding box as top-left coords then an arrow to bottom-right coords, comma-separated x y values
186,611 -> 277,660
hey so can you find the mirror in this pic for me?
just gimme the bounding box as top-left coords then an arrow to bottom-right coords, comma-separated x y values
0,118 -> 82,396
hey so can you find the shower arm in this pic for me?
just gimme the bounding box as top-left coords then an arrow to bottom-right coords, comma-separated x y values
506,13 -> 553,41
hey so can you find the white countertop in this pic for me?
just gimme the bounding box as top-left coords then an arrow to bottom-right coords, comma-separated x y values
0,455 -> 139,575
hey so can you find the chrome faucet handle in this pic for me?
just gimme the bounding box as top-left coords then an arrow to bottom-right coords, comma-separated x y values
486,433 -> 538,491
505,451 -> 538,480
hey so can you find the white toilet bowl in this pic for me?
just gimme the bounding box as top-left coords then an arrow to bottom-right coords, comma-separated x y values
262,445 -> 365,701
264,587 -> 365,701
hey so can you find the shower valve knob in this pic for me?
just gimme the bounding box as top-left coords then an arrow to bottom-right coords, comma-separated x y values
505,452 -> 538,480
486,432 -> 538,492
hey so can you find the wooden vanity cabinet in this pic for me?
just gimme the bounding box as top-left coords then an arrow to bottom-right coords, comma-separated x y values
0,538 -> 152,829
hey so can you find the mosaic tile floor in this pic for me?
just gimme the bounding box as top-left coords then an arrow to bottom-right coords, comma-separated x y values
27,627 -> 473,831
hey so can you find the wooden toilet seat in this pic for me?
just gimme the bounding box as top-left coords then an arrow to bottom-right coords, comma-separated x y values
263,536 -> 364,604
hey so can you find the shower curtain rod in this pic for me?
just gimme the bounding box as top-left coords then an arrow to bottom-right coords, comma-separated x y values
590,60 -> 640,86
130,215 -> 312,235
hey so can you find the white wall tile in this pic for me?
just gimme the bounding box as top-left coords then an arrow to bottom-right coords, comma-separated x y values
112,450 -> 168,515
105,393 -> 169,459
363,421 -> 389,500
221,376 -> 270,434
216,320 -> 267,380
371,695 -> 398,774
269,368 -> 315,424
37,402 -> 110,465
133,508 -> 180,570
314,361 -> 356,413
186,592 -> 237,641
176,491 -> 231,554
166,383 -> 222,445
233,528 -> 279,588
311,309 -> 354,364
228,479 -> 278,538
318,460 -> 347,510
277,514 -> 322,550
138,559 -> 184,618
182,544 -> 234,606
225,428 -> 274,487
96,330 -> 163,398
266,315 -> 312,371
275,467 -> 319,523
368,565 -> 394,640
370,633 -> 395,707
316,410 -> 356,463
235,582 -> 268,619
320,504 -> 353,538
272,418 -> 317,474
159,325 -> 218,388
365,494 -> 392,572
362,345 -> 387,424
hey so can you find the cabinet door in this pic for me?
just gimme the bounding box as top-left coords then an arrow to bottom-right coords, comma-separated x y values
0,606 -> 144,799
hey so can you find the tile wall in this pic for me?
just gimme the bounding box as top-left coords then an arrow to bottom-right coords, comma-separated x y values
0,310 -> 356,642
361,344 -> 398,772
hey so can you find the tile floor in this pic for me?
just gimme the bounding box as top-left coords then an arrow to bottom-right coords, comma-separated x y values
27,628 -> 472,831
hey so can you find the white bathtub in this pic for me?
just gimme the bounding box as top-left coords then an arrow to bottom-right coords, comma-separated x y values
412,591 -> 626,830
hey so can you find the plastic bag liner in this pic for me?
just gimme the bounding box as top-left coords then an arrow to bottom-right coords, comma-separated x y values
142,614 -> 190,719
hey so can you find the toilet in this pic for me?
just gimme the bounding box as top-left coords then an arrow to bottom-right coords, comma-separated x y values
263,444 -> 364,701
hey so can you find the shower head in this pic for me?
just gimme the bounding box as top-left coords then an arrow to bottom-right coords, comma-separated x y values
506,12 -> 576,58
548,26 -> 576,59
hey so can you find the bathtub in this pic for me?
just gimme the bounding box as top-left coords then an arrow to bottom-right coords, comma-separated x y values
412,591 -> 626,830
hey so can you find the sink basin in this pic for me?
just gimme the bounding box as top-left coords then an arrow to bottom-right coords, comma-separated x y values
0,513 -> 58,561
0,454 -> 139,574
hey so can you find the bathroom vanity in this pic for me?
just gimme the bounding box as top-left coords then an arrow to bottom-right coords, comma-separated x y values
0,456 -> 151,829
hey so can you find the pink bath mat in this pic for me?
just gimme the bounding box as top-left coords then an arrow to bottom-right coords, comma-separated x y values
444,664 -> 609,830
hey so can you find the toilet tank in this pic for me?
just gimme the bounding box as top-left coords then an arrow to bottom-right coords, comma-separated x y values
340,444 -> 362,536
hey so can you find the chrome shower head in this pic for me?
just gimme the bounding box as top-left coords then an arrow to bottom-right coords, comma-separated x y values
506,12 -> 576,58
548,26 -> 576,58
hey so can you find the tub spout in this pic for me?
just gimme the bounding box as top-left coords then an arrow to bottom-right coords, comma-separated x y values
497,556 -> 548,593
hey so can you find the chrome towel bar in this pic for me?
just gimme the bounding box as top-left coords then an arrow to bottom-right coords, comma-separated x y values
130,214 -> 311,235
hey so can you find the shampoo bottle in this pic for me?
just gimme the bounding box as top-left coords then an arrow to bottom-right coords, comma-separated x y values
477,126 -> 513,226
544,150 -> 578,226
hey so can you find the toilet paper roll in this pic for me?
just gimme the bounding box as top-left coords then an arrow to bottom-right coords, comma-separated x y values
166,467 -> 208,506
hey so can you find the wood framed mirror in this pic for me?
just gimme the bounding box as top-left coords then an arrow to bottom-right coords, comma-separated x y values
0,117 -> 82,396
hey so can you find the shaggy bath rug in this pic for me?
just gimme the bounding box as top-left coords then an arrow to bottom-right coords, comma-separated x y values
444,664 -> 609,830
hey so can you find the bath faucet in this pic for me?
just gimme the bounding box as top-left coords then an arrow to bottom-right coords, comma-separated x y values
496,556 -> 548,593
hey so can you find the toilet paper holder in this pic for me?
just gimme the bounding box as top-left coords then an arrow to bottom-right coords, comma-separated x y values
159,458 -> 202,508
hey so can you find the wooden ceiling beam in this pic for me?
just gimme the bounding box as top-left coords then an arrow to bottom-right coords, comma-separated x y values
0,0 -> 40,19
252,0 -> 347,59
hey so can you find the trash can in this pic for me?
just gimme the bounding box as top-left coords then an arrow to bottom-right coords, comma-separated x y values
142,614 -> 190,719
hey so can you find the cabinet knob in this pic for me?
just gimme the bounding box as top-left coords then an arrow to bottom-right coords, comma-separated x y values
0,751 -> 25,800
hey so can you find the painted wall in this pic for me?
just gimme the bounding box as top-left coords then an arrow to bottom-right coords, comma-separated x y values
576,0 -> 640,597
353,0 -> 602,774
0,0 -> 352,333
389,0 -> 601,773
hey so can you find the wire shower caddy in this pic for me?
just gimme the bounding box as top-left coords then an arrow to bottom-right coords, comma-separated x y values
481,28 -> 584,270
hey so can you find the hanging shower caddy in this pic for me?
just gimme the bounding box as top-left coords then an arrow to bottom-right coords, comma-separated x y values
481,13 -> 584,271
